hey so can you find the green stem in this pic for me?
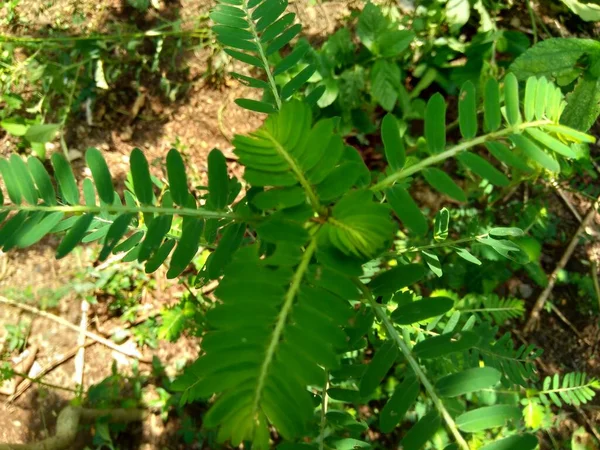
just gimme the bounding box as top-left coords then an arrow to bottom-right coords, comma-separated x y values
319,370 -> 329,450
243,0 -> 282,110
396,234 -> 489,255
525,0 -> 538,43
0,203 -> 241,221
251,238 -> 318,419
358,282 -> 470,450
370,119 -> 552,192
0,29 -> 210,46
10,371 -> 79,393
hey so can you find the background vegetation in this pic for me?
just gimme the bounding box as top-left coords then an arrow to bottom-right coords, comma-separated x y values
0,1 -> 599,449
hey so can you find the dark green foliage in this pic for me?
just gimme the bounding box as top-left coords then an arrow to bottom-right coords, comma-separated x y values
1,2 -> 599,449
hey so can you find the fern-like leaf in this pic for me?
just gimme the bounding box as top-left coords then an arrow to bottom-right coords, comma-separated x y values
171,240 -> 354,449
538,372 -> 599,407
211,0 -> 315,112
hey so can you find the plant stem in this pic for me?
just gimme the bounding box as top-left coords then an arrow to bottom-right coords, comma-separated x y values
243,0 -> 282,110
525,0 -> 538,43
358,282 -> 470,450
370,119 -> 552,192
0,29 -> 210,46
319,370 -> 329,450
0,203 -> 240,221
396,233 -> 489,255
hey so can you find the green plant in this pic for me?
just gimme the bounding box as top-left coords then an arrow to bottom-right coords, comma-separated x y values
0,1 -> 599,449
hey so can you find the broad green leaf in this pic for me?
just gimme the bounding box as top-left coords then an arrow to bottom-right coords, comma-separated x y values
422,168 -> 466,202
113,231 -> 144,254
24,123 -> 60,143
561,0 -> 600,21
27,157 -> 56,205
166,149 -> 189,206
400,410 -> 440,450
235,98 -> 277,114
489,227 -> 524,237
510,38 -> 600,83
322,190 -> 395,259
434,208 -> 449,241
377,29 -> 414,58
391,297 -> 454,325
256,217 -> 309,244
260,12 -> 295,43
371,60 -> 400,111
524,77 -> 537,121
130,148 -> 154,205
369,264 -> 425,296
138,214 -> 172,262
435,367 -> 502,397
534,77 -> 548,120
15,212 -> 64,248
425,93 -> 446,153
457,152 -> 510,187
562,74 -> 600,131
281,65 -> 316,100
51,153 -> 79,205
0,118 -> 28,136
510,134 -> 560,173
85,148 -> 114,204
454,247 -> 482,265
82,178 -> 96,206
380,376 -> 419,433
458,81 -> 477,139
145,239 -> 176,274
225,49 -> 263,68
208,149 -> 229,210
456,405 -> 521,432
484,79 -> 501,132
0,212 -> 27,247
504,73 -> 521,126
98,214 -> 133,261
206,223 -> 246,279
386,186 -> 428,236
414,331 -> 479,359
477,236 -> 529,263
265,23 -> 302,55
381,114 -> 405,171
525,128 -> 576,158
480,434 -> 538,450
273,44 -> 309,77
446,0 -> 470,30
356,2 -> 386,51
56,214 -> 95,259
542,124 -> 596,144
485,141 -> 532,173
422,250 -> 443,277
359,341 -> 398,397
168,218 -> 204,279
9,154 -> 38,205
0,159 -> 21,204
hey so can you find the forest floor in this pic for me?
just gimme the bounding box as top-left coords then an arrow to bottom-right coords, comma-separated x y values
0,0 -> 599,449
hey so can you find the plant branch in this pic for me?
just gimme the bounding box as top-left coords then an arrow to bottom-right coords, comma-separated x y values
0,406 -> 147,450
0,296 -> 151,363
525,194 -> 600,332
370,119 -> 552,192
0,203 -> 241,221
358,282 -> 470,450
319,370 -> 329,450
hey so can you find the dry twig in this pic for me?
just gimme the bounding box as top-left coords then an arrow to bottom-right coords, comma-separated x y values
525,195 -> 600,332
0,406 -> 147,450
0,296 -> 150,363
